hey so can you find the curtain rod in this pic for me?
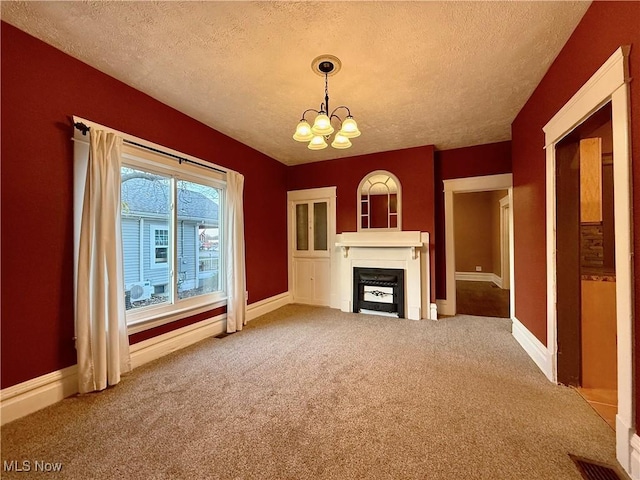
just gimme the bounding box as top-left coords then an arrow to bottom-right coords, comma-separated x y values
73,122 -> 227,175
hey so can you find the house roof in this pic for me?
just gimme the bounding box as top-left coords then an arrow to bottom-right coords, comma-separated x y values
122,178 -> 219,224
1,2 -> 591,165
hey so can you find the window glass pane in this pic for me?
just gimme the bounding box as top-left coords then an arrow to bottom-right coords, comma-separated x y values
177,179 -> 221,300
296,203 -> 309,251
314,202 -> 328,251
121,166 -> 171,311
389,194 -> 398,214
370,194 -> 389,228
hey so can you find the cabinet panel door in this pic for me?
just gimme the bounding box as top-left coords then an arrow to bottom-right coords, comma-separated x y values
313,259 -> 331,305
293,258 -> 314,304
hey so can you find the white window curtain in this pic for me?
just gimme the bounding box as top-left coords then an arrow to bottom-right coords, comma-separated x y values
225,171 -> 247,333
76,129 -> 131,394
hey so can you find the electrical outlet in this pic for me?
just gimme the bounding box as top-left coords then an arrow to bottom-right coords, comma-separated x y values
475,266 -> 482,272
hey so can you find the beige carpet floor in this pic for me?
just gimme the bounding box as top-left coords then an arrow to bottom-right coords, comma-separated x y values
1,305 -> 618,479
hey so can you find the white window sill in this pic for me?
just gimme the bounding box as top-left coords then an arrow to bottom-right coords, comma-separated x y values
127,296 -> 227,335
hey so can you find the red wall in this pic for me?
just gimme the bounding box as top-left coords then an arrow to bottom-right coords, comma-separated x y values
0,23 -> 289,389
510,1 -> 639,428
287,146 -> 436,299
434,141 -> 512,299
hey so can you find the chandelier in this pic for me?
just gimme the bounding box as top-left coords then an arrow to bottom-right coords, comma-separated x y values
293,55 -> 361,150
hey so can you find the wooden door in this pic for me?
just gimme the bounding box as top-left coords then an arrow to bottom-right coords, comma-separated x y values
555,141 -> 581,386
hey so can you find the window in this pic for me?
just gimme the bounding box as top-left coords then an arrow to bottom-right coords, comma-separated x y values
120,144 -> 225,328
152,226 -> 169,265
357,170 -> 402,231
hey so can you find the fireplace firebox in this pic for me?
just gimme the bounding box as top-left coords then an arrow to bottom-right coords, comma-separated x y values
353,267 -> 405,318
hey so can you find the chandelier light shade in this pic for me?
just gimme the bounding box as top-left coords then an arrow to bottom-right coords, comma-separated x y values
308,135 -> 328,150
331,133 -> 352,149
293,120 -> 313,142
293,55 -> 361,151
339,116 -> 361,138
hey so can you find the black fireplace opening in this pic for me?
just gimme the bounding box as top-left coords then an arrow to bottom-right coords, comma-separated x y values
353,267 -> 405,318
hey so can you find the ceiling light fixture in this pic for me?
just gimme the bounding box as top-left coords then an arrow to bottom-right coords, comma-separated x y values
293,55 -> 361,150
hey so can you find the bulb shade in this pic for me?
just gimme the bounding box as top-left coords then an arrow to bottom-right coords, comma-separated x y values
293,120 -> 314,142
331,133 -> 352,149
308,135 -> 328,150
311,114 -> 334,136
339,116 -> 361,138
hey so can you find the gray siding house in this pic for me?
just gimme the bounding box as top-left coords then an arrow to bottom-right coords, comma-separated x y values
121,177 -> 219,303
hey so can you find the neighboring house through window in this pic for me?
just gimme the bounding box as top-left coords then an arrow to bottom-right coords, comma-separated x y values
120,143 -> 226,331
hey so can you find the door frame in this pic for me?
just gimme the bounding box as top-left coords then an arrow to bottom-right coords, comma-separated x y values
499,195 -> 511,291
438,174 -> 514,316
543,46 -> 634,473
287,187 -> 337,305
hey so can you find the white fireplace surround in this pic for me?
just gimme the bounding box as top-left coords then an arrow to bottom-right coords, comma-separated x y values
335,231 -> 435,320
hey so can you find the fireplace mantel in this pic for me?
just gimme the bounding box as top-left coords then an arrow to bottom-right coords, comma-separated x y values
335,231 -> 424,259
334,231 -> 435,320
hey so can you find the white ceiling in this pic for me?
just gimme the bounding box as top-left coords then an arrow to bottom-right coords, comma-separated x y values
1,1 -> 591,166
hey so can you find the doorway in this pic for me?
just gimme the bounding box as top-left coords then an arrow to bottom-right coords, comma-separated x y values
453,189 -> 510,318
440,173 -> 514,317
543,46 -> 633,473
555,103 -> 617,428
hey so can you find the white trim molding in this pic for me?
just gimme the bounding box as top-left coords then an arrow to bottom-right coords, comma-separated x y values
0,365 -> 79,426
511,317 -> 554,382
543,45 -> 635,475
1,291 -> 290,426
129,314 -> 226,369
246,291 -> 291,322
442,174 -> 513,316
455,271 -> 502,287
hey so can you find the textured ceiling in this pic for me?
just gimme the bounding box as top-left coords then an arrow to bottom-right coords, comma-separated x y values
1,1 -> 591,166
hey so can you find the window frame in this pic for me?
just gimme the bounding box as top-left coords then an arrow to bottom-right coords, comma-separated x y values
356,170 -> 402,232
150,224 -> 170,267
121,144 -> 227,333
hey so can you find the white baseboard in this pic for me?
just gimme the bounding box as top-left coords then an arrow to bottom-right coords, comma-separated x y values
246,291 -> 291,322
511,316 -> 554,382
455,271 -> 502,287
429,303 -> 438,321
0,291 -> 291,426
630,433 -> 640,480
0,365 -> 79,426
129,313 -> 226,369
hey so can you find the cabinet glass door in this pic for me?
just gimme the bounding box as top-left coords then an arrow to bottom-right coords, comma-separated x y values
313,202 -> 328,251
295,203 -> 309,251
294,200 -> 329,255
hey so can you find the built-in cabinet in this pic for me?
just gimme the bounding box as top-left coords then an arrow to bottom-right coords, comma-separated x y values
287,187 -> 336,306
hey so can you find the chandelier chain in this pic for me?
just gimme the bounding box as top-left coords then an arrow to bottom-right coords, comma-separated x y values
324,73 -> 330,114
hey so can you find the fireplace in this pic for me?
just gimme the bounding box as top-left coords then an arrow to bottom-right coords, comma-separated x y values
335,231 -> 435,320
353,267 -> 405,318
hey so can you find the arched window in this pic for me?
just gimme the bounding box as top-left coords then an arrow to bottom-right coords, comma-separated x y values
357,170 -> 402,231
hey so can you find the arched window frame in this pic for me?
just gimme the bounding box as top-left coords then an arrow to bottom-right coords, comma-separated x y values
356,170 -> 402,232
